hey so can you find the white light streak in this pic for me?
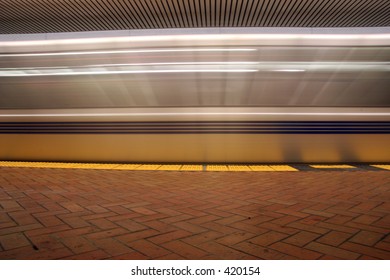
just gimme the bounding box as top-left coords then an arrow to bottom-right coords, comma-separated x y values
1,33 -> 390,48
0,69 -> 258,77
87,61 -> 260,67
272,69 -> 306,72
1,112 -> 389,117
1,61 -> 388,77
0,48 -> 256,57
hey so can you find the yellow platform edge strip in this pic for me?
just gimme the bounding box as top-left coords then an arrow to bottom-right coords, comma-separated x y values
371,165 -> 390,171
310,165 -> 355,169
180,165 -> 203,171
0,161 -> 386,172
0,161 -> 297,172
270,165 -> 299,171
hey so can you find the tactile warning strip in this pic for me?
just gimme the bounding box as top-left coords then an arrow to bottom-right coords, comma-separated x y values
0,161 -> 388,172
228,165 -> 252,171
180,165 -> 203,171
158,165 -> 182,171
206,165 -> 229,171
112,164 -> 141,170
371,165 -> 390,171
248,165 -> 274,171
310,165 -> 355,169
135,164 -> 161,170
270,165 -> 298,171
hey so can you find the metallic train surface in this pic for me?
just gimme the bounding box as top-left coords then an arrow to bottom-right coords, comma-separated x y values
0,30 -> 389,163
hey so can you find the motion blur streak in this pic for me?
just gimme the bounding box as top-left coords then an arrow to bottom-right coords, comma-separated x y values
1,62 -> 388,77
0,48 -> 256,57
0,30 -> 389,163
1,112 -> 390,118
2,32 -> 390,48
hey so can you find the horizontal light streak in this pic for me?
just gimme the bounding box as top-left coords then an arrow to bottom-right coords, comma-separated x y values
0,61 -> 388,77
0,69 -> 258,77
87,61 -> 261,67
0,48 -> 256,57
0,61 -> 260,76
1,112 -> 389,117
272,69 -> 306,72
1,33 -> 390,48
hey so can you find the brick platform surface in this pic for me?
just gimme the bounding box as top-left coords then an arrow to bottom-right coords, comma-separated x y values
0,167 -> 389,260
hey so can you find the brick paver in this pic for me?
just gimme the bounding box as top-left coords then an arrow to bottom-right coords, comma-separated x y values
0,167 -> 389,259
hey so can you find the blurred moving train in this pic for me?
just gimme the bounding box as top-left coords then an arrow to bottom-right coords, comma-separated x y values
0,30 -> 389,163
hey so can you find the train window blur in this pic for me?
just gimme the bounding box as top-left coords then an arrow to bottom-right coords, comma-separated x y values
0,46 -> 389,108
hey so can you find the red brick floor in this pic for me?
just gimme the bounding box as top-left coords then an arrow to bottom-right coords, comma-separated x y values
0,167 -> 389,260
